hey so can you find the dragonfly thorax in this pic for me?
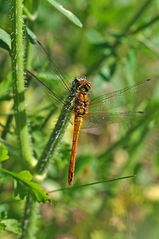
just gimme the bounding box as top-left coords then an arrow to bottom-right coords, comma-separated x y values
75,77 -> 92,93
73,78 -> 91,117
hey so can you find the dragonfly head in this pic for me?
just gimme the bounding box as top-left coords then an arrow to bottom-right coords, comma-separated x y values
75,76 -> 92,93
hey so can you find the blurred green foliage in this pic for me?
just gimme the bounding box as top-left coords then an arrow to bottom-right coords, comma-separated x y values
0,0 -> 159,238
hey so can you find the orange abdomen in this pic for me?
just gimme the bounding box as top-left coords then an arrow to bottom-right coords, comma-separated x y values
68,91 -> 90,185
68,115 -> 83,185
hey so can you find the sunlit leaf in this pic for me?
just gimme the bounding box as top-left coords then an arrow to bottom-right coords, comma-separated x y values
0,143 -> 9,162
17,170 -> 33,181
47,0 -> 83,27
0,28 -> 11,52
26,27 -> 38,45
0,168 -> 49,203
0,219 -> 21,235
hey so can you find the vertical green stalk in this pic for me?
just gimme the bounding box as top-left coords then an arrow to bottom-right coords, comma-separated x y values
10,1 -> 37,238
35,79 -> 80,174
19,195 -> 38,239
10,0 -> 33,167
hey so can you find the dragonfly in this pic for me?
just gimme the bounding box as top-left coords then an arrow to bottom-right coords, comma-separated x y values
26,40 -> 155,185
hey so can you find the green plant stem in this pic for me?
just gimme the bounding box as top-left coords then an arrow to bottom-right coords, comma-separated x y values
10,0 -> 33,167
129,14 -> 159,35
19,195 -> 38,239
122,0 -> 154,34
50,175 -> 134,193
35,79 -> 80,174
40,105 -> 57,129
1,112 -> 13,139
10,2 -> 37,238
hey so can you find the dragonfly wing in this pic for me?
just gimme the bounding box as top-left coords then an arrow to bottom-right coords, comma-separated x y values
26,38 -> 71,105
82,77 -> 158,135
81,111 -> 145,135
90,78 -> 157,110
25,70 -> 66,105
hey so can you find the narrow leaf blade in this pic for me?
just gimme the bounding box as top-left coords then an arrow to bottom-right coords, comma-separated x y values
47,0 -> 83,27
0,28 -> 11,51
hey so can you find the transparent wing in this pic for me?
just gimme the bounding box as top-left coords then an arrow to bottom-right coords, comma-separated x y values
90,78 -> 157,109
81,111 -> 144,135
26,38 -> 72,105
36,40 -> 70,91
26,36 -> 158,134
81,78 -> 158,134
25,70 -> 65,105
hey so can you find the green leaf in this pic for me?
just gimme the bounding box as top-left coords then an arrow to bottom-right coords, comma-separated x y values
0,168 -> 49,203
47,0 -> 83,28
26,27 -> 38,45
0,28 -> 11,52
18,170 -> 33,181
0,144 -> 9,162
0,219 -> 21,235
